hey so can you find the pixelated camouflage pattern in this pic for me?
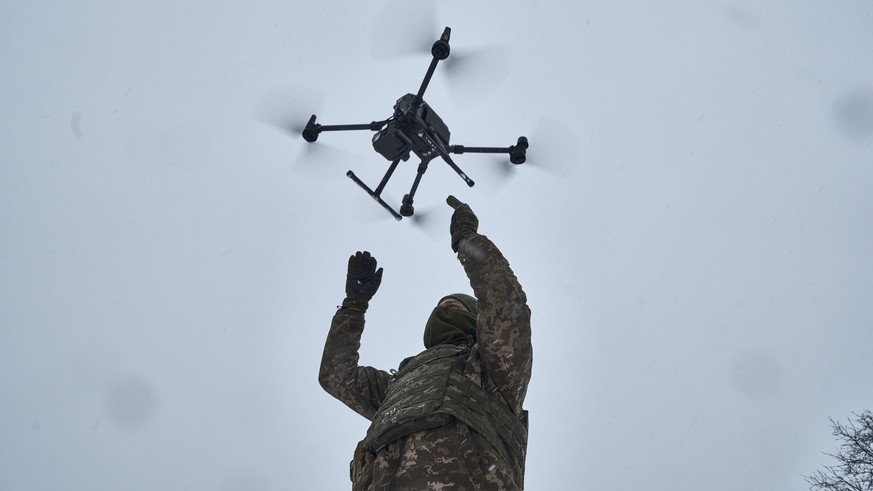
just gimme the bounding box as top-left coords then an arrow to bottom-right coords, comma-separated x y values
362,343 -> 528,484
363,345 -> 463,453
319,233 -> 532,490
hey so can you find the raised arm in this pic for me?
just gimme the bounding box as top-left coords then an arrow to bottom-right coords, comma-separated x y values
447,197 -> 533,415
318,251 -> 392,420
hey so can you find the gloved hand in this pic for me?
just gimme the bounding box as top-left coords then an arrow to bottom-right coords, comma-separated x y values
342,251 -> 383,313
446,195 -> 479,253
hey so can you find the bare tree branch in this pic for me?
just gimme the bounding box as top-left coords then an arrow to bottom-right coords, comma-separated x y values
807,411 -> 873,491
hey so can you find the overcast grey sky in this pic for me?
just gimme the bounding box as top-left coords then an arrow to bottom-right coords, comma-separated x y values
2,1 -> 872,489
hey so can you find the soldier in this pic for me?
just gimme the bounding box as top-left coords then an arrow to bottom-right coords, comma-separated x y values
319,195 -> 532,490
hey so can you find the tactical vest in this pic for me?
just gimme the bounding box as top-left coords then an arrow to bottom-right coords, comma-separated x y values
362,344 -> 529,485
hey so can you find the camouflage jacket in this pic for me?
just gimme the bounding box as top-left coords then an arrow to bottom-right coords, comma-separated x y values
319,234 -> 532,490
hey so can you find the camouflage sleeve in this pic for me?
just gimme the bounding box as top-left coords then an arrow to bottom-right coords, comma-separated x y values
457,234 -> 532,415
318,307 -> 392,421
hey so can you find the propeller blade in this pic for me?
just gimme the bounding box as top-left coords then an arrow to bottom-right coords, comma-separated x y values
407,205 -> 445,239
370,0 -> 437,60
291,141 -> 357,180
351,187 -> 444,237
370,3 -> 512,105
473,155 -> 519,194
252,84 -> 325,135
524,116 -> 581,178
253,84 -> 357,180
444,45 -> 513,106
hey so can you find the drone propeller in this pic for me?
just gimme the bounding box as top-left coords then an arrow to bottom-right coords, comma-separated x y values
253,84 -> 357,178
290,141 -> 357,180
472,155 -> 520,195
407,205 -> 445,238
369,0 -> 437,61
522,116 -> 580,178
369,2 -> 511,104
443,45 -> 513,106
449,117 -> 579,192
252,84 -> 325,135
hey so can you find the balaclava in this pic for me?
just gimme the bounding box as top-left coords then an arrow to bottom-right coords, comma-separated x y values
423,293 -> 479,348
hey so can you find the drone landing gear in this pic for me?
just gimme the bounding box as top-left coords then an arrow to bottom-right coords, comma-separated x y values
346,167 -> 404,221
399,151 -> 476,217
346,150 -> 474,221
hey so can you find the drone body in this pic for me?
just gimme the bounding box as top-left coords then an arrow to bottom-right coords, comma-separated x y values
372,93 -> 451,164
302,27 -> 527,220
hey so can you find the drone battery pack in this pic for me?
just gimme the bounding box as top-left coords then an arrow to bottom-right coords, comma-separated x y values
372,127 -> 410,162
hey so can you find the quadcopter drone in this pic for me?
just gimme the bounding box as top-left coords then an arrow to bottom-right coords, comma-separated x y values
300,27 -> 528,220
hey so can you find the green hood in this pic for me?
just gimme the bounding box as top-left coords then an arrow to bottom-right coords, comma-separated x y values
423,294 -> 478,348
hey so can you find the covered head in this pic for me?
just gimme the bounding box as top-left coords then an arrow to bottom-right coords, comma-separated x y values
423,293 -> 479,348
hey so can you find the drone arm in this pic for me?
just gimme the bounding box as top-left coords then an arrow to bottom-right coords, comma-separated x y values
449,145 -> 510,154
319,122 -> 384,132
449,136 -> 529,164
414,27 -> 452,104
302,115 -> 387,142
415,58 -> 440,104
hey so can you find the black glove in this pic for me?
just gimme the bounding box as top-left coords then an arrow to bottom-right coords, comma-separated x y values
446,195 -> 479,253
342,251 -> 383,312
